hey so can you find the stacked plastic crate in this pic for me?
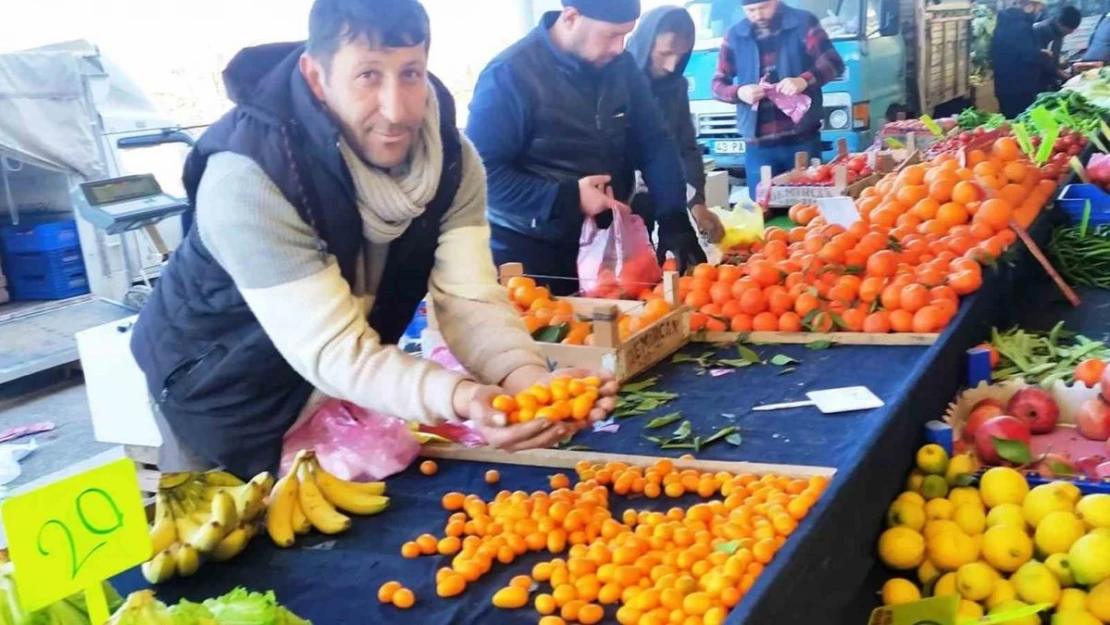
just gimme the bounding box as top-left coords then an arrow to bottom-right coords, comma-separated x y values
0,220 -> 89,301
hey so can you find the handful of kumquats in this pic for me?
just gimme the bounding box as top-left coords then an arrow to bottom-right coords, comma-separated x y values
493,376 -> 603,424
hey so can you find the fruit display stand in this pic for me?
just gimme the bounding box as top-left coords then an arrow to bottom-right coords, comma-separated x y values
753,152 -> 888,209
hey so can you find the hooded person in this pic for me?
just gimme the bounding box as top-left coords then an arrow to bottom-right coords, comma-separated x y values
626,6 -> 726,246
129,0 -> 618,478
466,0 -> 707,296
991,0 -> 1061,118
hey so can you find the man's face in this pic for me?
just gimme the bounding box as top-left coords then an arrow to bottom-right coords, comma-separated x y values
650,32 -> 692,78
565,10 -> 636,67
743,0 -> 781,29
300,37 -> 428,169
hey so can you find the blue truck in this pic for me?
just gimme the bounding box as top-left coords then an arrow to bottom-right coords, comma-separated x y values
683,0 -> 909,171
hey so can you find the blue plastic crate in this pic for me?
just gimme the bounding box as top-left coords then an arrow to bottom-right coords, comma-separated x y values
3,246 -> 89,300
1056,184 -> 1110,226
0,219 -> 79,254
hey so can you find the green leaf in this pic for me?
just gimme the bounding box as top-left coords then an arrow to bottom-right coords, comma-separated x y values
621,377 -> 659,393
737,344 -> 763,364
769,354 -> 800,366
533,323 -> 570,343
614,408 -> 649,418
776,367 -> 797,376
634,398 -> 663,412
661,442 -> 698,450
672,420 -> 693,441
693,437 -> 703,454
953,473 -> 976,487
805,340 -> 833,351
645,412 -> 682,429
716,359 -> 753,368
714,540 -> 740,554
642,435 -> 667,444
725,433 -> 743,446
992,437 -> 1033,465
701,426 -> 739,448
638,391 -> 680,401
1048,461 -> 1076,477
672,353 -> 703,364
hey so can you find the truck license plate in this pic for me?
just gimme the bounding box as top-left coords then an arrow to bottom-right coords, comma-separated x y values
714,141 -> 744,154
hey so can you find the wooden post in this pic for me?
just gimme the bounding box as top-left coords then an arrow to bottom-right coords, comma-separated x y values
833,166 -> 849,192
498,262 -> 524,286
662,272 -> 681,307
835,138 -> 848,159
593,305 -> 621,348
794,152 -> 809,171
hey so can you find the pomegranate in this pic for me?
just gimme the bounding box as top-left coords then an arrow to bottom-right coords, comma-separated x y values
974,415 -> 1032,465
1006,388 -> 1060,434
1077,396 -> 1110,441
963,399 -> 1007,441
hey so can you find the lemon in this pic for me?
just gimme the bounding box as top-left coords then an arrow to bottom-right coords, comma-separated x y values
897,491 -> 926,508
1058,482 -> 1082,504
1087,578 -> 1110,622
1024,483 -> 1077,528
1051,611 -> 1103,625
946,454 -> 978,486
1046,553 -> 1076,587
1076,494 -> 1110,529
987,503 -> 1028,530
1092,528 -> 1110,539
1058,588 -> 1088,612
987,579 -> 1018,609
982,524 -> 1034,573
988,599 -> 1039,625
1068,533 -> 1110,586
879,527 -> 926,570
887,499 -> 927,531
1035,511 -> 1087,556
907,471 -> 926,494
980,467 -> 1030,508
956,561 -> 996,601
954,504 -> 988,535
917,444 -> 949,475
933,571 -> 958,597
924,520 -> 963,540
929,530 -> 979,571
949,486 -> 985,510
918,559 -> 941,586
957,599 -> 984,620
922,475 -> 950,500
1012,560 -> 1062,605
881,578 -> 921,605
925,498 -> 955,522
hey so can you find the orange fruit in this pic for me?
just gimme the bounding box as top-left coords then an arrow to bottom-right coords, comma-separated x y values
392,587 -> 415,609
936,202 -> 969,228
889,309 -> 914,333
974,198 -> 1013,232
862,311 -> 891,333
752,312 -> 778,332
993,137 -> 1020,161
778,312 -> 803,332
379,581 -> 402,603
1075,359 -> 1108,387
912,305 -> 943,333
951,181 -> 980,205
492,586 -> 529,609
420,460 -> 438,475
485,470 -> 501,485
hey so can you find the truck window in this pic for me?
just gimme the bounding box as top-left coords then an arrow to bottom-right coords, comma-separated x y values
685,0 -> 870,40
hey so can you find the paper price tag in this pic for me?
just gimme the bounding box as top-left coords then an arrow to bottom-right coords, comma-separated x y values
816,196 -> 861,228
3,459 -> 150,622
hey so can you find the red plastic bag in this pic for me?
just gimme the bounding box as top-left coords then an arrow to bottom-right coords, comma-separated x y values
578,211 -> 662,299
280,399 -> 420,481
758,78 -> 812,125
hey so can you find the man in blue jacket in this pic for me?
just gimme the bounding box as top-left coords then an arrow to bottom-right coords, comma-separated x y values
466,0 -> 706,296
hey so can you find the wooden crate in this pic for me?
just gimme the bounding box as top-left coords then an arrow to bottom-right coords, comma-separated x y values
753,152 -> 888,208
125,443 -> 161,510
691,330 -> 940,346
499,263 -> 691,382
917,0 -> 973,115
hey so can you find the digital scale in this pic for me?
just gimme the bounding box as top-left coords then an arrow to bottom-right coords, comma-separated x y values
70,174 -> 190,309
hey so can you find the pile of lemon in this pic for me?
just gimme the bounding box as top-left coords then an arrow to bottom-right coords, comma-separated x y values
877,444 -> 1110,625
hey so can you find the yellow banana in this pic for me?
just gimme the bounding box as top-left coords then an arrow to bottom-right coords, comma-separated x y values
292,499 -> 312,535
201,470 -> 245,487
210,490 -> 239,529
188,520 -> 226,554
312,461 -> 387,514
210,523 -> 253,562
296,463 -> 351,535
158,472 -> 195,490
174,543 -> 200,577
266,469 -> 299,548
141,548 -> 176,584
234,482 -> 266,522
149,494 -> 178,558
252,471 -> 275,494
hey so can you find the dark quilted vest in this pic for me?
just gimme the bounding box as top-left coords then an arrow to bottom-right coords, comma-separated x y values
130,43 -> 462,478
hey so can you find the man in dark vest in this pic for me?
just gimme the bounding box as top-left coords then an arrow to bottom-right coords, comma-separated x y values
711,0 -> 845,199
466,0 -> 707,297
129,0 -> 616,478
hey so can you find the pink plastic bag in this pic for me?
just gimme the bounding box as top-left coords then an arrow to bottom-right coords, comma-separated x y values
578,211 -> 662,299
280,399 -> 420,481
758,78 -> 812,125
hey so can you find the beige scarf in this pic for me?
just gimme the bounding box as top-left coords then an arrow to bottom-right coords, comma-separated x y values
340,85 -> 444,245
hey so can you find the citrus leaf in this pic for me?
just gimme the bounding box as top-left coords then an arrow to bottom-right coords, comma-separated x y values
776,367 -> 797,375
725,433 -> 743,446
672,353 -> 703,364
714,540 -> 740,554
992,437 -> 1032,465
642,435 -> 667,444
672,420 -> 693,441
533,323 -> 570,343
805,340 -> 833,350
701,426 -> 738,448
737,345 -> 763,364
770,354 -> 800,366
717,359 -> 753,368
638,391 -> 679,401
621,377 -> 659,393
645,413 -> 682,429
661,442 -> 698,450
953,473 -> 976,487
1048,461 -> 1076,477
634,398 -> 663,412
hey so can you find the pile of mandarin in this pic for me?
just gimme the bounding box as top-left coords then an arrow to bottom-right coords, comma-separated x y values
491,375 -> 602,425
384,458 -> 829,625
660,138 -> 1053,336
506,276 -> 674,345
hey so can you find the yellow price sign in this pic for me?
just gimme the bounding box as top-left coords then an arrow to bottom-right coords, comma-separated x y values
2,458 -> 150,622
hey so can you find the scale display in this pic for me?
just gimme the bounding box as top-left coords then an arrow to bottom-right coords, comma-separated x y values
72,174 -> 189,235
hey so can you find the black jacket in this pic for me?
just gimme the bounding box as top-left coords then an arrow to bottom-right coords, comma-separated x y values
992,8 -> 1057,95
626,6 -> 707,206
130,43 -> 462,477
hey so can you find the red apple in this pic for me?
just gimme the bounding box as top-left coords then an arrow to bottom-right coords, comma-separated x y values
974,415 -> 1032,465
1077,396 -> 1110,441
1006,388 -> 1060,434
964,399 -> 1006,441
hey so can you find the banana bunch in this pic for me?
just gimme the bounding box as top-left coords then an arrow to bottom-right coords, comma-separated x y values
266,450 -> 389,548
143,469 -> 273,584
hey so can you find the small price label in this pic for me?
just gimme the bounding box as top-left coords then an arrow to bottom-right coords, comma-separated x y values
3,459 -> 149,619
816,196 -> 861,228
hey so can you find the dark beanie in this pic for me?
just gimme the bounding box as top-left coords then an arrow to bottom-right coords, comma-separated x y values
562,0 -> 641,23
